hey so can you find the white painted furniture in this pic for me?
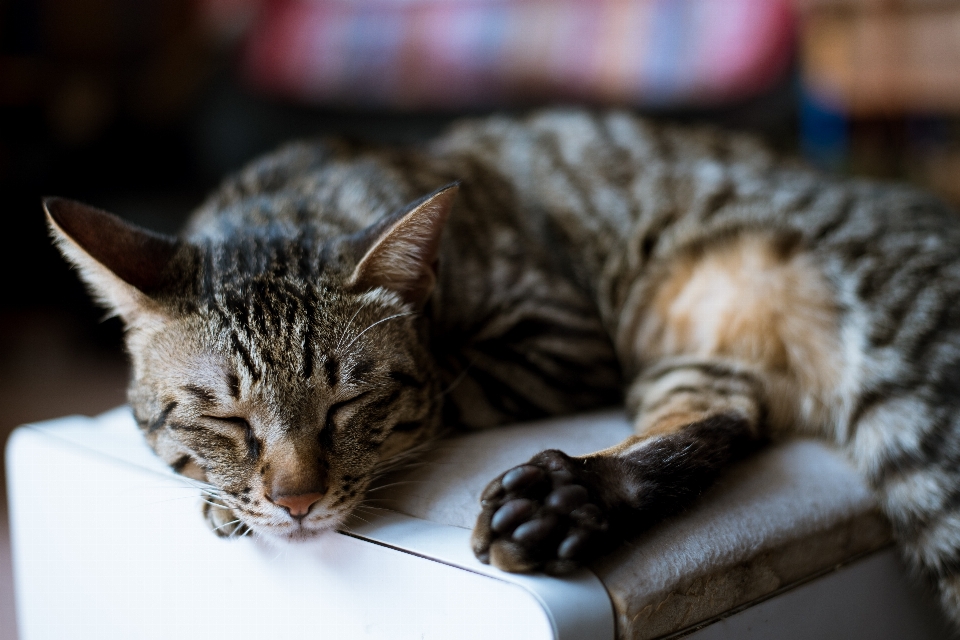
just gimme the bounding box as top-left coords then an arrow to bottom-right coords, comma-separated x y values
6,408 -> 951,639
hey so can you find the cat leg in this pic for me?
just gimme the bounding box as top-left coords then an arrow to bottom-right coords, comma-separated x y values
472,359 -> 766,574
473,231 -> 840,572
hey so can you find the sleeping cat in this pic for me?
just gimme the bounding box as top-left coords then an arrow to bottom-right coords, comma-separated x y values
47,109 -> 960,626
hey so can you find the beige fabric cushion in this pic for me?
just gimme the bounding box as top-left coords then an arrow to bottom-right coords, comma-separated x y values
377,410 -> 892,639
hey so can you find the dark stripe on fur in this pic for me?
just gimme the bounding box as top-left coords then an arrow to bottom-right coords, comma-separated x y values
908,299 -> 960,364
699,182 -> 736,221
467,366 -> 552,420
245,424 -> 262,461
810,193 -> 855,243
148,402 -> 178,434
873,408 -> 955,483
182,385 -> 216,404
301,291 -> 316,380
639,361 -> 761,387
325,357 -> 339,388
523,348 -> 622,399
349,358 -> 375,382
496,317 -> 607,345
891,476 -> 960,548
201,244 -> 215,304
865,257 -> 951,348
473,341 -> 596,401
230,332 -> 260,381
168,421 -> 202,432
302,333 -> 315,380
643,386 -> 716,413
226,373 -> 241,399
371,389 -> 402,415
847,381 -> 918,440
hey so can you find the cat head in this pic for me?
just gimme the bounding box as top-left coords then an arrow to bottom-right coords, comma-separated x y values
45,184 -> 457,540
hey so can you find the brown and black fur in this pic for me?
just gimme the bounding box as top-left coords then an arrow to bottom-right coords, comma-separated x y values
46,109 -> 960,626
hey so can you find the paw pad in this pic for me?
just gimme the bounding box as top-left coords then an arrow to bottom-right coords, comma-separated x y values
472,450 -> 609,574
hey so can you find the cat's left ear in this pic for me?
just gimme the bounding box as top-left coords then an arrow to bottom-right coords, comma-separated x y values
348,183 -> 458,306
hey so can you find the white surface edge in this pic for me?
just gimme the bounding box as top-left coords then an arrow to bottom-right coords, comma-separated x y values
8,408 -> 615,640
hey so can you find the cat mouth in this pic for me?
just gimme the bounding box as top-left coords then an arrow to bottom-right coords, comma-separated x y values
258,513 -> 343,542
235,497 -> 357,542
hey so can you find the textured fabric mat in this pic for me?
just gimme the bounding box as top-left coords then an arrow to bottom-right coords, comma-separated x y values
377,410 -> 891,639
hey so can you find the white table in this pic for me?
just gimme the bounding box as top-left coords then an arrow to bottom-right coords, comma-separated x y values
6,408 -> 950,639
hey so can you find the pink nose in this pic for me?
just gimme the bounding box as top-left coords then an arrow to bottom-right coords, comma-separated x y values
272,492 -> 325,518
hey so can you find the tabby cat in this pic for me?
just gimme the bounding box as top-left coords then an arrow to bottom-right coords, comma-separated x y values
47,110 -> 960,626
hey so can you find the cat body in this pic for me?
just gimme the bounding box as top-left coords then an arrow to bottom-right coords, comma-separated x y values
47,110 -> 960,626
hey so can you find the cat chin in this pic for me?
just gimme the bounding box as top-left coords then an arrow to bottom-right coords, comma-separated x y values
250,516 -> 343,544
277,527 -> 330,543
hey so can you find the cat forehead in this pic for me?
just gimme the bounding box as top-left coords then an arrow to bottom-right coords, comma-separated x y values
201,282 -> 408,334
138,327 -> 236,388
163,285 -> 411,386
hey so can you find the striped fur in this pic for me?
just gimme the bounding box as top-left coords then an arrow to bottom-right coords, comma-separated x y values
49,109 -> 960,626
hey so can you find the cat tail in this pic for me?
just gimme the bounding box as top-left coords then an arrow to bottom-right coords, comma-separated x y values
850,394 -> 960,629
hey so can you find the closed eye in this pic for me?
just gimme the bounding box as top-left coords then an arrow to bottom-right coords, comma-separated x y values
327,391 -> 373,427
203,415 -> 250,429
202,416 -> 260,460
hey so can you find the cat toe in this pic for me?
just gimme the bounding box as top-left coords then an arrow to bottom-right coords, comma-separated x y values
489,538 -> 540,572
472,450 -> 609,573
202,499 -> 248,538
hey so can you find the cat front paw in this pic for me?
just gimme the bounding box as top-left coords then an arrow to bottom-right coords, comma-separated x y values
202,499 -> 249,538
471,449 -> 609,575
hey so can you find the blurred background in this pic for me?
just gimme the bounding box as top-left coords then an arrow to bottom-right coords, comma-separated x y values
2,0 -> 959,636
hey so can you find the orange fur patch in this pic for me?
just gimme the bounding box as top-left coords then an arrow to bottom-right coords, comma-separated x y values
631,232 -> 844,434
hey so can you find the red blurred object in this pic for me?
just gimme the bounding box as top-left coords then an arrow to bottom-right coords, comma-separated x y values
223,0 -> 796,108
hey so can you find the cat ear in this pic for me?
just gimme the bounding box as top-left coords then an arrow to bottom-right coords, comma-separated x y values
44,197 -> 180,323
348,183 -> 458,305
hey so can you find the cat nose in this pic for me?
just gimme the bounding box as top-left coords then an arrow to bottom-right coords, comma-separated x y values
271,492 -> 326,518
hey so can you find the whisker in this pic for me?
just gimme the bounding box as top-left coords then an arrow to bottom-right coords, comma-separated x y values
172,478 -> 224,497
436,355 -> 478,400
351,510 -> 381,519
201,491 -> 225,499
379,459 -> 446,474
341,312 -> 416,354
371,436 -> 441,475
144,494 -> 216,507
357,497 -> 404,504
347,513 -> 373,526
180,488 -> 224,500
352,502 -> 393,512
337,296 -> 374,350
173,475 -> 218,489
366,480 -> 427,493
145,484 -> 210,491
212,518 -> 242,533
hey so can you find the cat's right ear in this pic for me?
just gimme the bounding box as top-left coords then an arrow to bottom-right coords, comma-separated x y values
44,197 -> 180,324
